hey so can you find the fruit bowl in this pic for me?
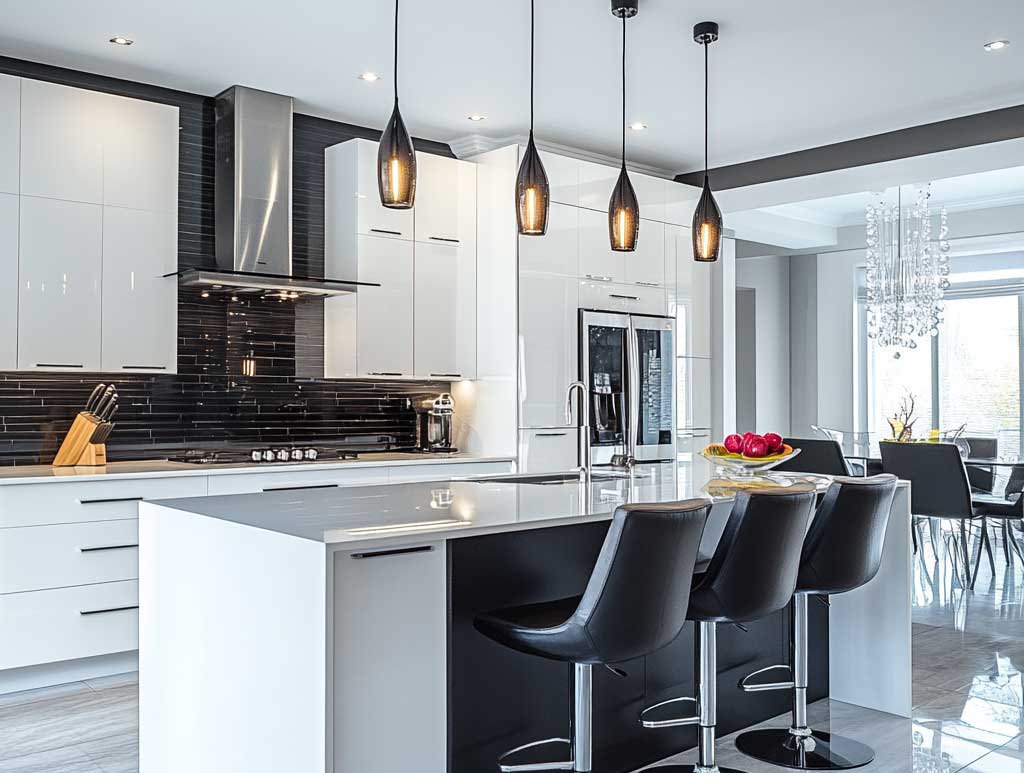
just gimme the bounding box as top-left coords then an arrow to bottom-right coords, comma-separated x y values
699,443 -> 800,477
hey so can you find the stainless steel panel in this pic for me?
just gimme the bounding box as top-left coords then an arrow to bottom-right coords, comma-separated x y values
630,315 -> 676,462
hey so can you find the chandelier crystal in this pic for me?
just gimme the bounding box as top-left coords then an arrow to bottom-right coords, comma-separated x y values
865,184 -> 951,358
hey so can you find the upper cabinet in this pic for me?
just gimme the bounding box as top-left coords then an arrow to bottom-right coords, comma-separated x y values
355,235 -> 415,377
536,150 -> 579,207
0,195 -> 17,369
631,175 -> 667,223
103,95 -> 179,212
578,207 -> 623,283
519,202 -> 578,275
667,224 -> 711,359
578,160 -> 618,212
626,220 -> 666,288
327,139 -> 413,244
0,75 -> 19,195
414,241 -> 477,380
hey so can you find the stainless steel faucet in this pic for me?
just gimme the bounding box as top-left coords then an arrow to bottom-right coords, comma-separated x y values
565,381 -> 590,478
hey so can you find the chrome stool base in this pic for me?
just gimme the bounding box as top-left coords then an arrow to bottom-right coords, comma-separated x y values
640,765 -> 748,773
733,728 -> 874,770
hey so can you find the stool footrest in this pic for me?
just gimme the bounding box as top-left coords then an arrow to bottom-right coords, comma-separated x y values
639,696 -> 700,729
498,738 -> 574,772
739,664 -> 794,693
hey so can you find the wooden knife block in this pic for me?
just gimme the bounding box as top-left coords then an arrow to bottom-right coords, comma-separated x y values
52,413 -> 106,467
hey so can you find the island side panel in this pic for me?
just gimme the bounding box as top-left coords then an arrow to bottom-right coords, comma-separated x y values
139,503 -> 328,773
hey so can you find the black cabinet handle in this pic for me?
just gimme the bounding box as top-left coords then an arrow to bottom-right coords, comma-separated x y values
79,496 -> 143,505
609,294 -> 640,301
80,605 -> 139,616
536,432 -> 569,437
367,371 -> 404,377
263,483 -> 339,492
122,365 -> 167,370
430,373 -> 462,378
351,545 -> 434,560
369,228 -> 403,236
80,544 -> 138,553
428,236 -> 460,243
37,363 -> 83,368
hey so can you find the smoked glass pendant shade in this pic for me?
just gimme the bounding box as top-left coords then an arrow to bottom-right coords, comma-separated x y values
377,100 -> 416,209
692,175 -> 723,262
608,165 -> 639,251
516,134 -> 550,235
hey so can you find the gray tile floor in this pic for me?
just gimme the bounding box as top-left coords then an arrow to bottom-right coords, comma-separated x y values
2,519 -> 1024,772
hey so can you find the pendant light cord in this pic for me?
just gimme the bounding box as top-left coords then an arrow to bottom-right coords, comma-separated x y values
393,0 -> 400,103
703,40 -> 709,176
529,0 -> 535,135
621,15 -> 626,167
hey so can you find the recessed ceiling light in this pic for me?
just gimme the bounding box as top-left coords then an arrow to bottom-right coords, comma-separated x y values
358,71 -> 381,82
629,121 -> 648,131
984,39 -> 1010,52
109,36 -> 134,46
467,114 -> 487,122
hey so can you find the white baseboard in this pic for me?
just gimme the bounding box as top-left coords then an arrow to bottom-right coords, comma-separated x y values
0,650 -> 138,694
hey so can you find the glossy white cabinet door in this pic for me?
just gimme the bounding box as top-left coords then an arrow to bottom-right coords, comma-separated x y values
357,234 -> 414,377
0,75 -> 19,195
665,180 -> 698,226
669,224 -> 712,358
0,194 -> 17,369
101,207 -> 177,372
519,428 -> 579,473
579,279 -> 666,316
103,94 -> 179,212
355,139 -> 413,240
519,271 -> 578,427
578,159 -> 618,212
535,149 -> 579,206
414,240 -> 477,380
578,207 -> 624,283
20,79 -> 107,204
677,356 -> 712,429
626,220 -> 665,287
18,197 -> 102,371
676,429 -> 711,463
518,202 -> 578,275
632,174 -> 667,223
414,151 -> 474,244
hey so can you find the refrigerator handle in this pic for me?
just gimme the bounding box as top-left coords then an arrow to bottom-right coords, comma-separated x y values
627,320 -> 641,463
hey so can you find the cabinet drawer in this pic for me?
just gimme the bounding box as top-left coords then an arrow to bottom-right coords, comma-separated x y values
389,461 -> 514,483
0,580 -> 138,670
579,280 -> 666,316
519,430 -> 579,474
206,467 -> 390,496
0,520 -> 138,594
0,476 -> 208,528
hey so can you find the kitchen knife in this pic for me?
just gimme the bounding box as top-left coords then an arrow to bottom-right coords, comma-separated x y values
89,421 -> 115,445
92,386 -> 116,421
100,399 -> 118,423
85,384 -> 106,415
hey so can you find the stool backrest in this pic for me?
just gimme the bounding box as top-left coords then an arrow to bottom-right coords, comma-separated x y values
572,499 -> 710,663
689,485 -> 816,623
797,475 -> 898,594
879,442 -> 972,518
773,438 -> 851,476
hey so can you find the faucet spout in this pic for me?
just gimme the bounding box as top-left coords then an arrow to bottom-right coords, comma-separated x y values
565,381 -> 590,478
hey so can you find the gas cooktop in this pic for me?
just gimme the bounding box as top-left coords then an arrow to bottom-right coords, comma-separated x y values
166,448 -> 359,465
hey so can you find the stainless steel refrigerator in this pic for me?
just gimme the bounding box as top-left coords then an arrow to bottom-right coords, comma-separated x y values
579,310 -> 676,465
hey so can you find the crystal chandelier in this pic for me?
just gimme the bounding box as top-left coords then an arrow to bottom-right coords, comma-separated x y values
865,184 -> 950,358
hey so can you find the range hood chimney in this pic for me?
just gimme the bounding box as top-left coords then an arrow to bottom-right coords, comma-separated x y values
177,85 -> 371,298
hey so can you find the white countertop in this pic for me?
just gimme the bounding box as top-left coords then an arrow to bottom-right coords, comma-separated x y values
0,452 -> 513,485
145,465 -> 840,550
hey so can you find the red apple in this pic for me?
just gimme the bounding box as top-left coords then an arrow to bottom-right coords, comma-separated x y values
744,436 -> 769,458
763,433 -> 784,454
742,433 -> 764,457
742,432 -> 756,443
724,434 -> 744,453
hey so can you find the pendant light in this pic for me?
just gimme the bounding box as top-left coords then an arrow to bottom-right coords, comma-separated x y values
608,1 -> 639,252
515,0 -> 550,236
377,0 -> 416,208
692,21 -> 723,262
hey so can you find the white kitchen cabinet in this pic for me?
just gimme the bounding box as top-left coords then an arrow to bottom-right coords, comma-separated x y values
665,180 -> 698,226
0,194 -> 17,370
17,197 -> 103,371
579,278 -> 666,316
519,202 -> 578,275
668,224 -> 712,358
625,219 -> 665,288
333,541 -> 446,773
579,206 -> 624,283
518,428 -> 579,473
414,151 -> 476,245
20,79 -> 108,205
103,94 -> 179,212
206,467 -> 390,496
101,207 -> 178,373
519,272 -> 579,428
356,234 -> 415,377
387,461 -> 514,482
414,241 -> 477,380
326,138 -> 413,244
676,429 -> 711,462
578,159 -> 618,212
678,356 -> 712,429
0,75 -> 19,195
632,174 -> 667,223
535,149 -> 579,206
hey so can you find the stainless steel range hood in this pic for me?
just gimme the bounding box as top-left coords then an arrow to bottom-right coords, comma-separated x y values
177,85 -> 372,298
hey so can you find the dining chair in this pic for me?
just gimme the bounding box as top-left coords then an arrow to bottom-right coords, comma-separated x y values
879,442 -> 985,588
973,462 -> 1024,567
963,436 -> 998,494
774,438 -> 853,476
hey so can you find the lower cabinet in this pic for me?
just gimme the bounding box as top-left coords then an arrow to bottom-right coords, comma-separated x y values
206,467 -> 390,496
518,429 -> 579,473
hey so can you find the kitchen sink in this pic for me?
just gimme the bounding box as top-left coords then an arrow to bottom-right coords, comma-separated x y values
463,471 -> 630,485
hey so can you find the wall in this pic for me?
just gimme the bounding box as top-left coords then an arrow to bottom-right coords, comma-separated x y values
735,288 -> 757,433
788,254 -> 819,436
0,56 -> 455,465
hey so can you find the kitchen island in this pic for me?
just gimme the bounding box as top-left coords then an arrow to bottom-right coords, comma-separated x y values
138,465 -> 910,773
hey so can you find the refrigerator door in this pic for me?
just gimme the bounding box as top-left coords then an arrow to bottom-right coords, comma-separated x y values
630,315 -> 676,461
580,310 -> 630,464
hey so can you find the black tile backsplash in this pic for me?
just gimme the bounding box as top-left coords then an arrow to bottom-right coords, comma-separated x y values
0,57 -> 455,466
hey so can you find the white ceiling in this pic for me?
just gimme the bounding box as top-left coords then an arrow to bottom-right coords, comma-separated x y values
1,0 -> 1022,175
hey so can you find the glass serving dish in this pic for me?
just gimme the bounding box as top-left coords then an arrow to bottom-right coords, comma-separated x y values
698,444 -> 801,478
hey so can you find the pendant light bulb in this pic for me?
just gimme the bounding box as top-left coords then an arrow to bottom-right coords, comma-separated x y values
692,21 -> 722,262
377,0 -> 416,209
608,7 -> 639,251
516,0 -> 550,235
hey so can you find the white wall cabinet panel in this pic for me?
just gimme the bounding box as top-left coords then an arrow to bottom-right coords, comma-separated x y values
519,203 -> 578,275
519,272 -> 578,428
669,224 -> 712,358
535,149 -> 579,206
101,207 -> 177,373
678,356 -> 712,429
103,95 -> 179,212
632,174 -> 667,223
626,220 -> 665,287
356,235 -> 415,377
326,139 -> 413,242
18,197 -> 102,371
579,279 -> 666,316
414,152 -> 475,244
519,429 -> 578,473
579,207 -> 624,283
0,194 -> 17,370
20,79 -> 107,204
414,241 -> 477,380
578,159 -> 618,212
0,75 -> 19,195
665,181 -> 698,226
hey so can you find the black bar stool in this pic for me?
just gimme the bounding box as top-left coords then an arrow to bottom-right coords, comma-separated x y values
640,485 -> 817,773
734,474 -> 898,770
474,500 -> 711,772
